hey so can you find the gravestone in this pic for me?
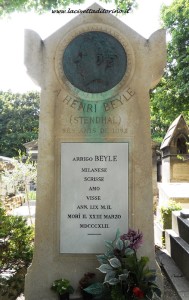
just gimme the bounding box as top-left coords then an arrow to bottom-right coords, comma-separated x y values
160,115 -> 189,183
24,4 -> 166,299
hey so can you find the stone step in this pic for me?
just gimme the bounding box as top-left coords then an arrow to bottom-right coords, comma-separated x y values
156,248 -> 189,300
165,229 -> 189,281
172,210 -> 189,244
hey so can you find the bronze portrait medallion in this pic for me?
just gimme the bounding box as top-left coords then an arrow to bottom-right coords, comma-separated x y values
63,31 -> 127,93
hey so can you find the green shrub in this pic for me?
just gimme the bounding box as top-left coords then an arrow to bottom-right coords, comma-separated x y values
160,200 -> 182,229
28,191 -> 36,200
0,203 -> 34,299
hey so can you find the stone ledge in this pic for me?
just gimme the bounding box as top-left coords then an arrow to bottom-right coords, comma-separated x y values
165,229 -> 189,282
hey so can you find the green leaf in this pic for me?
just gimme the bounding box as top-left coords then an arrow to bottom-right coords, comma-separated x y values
125,248 -> 134,256
111,285 -> 125,300
84,283 -> 104,295
97,264 -> 113,273
144,269 -> 157,282
0,91 -> 40,157
150,0 -> 189,142
0,0 -> 137,16
116,238 -> 124,251
123,255 -> 136,269
152,287 -> 162,298
96,254 -> 108,264
105,248 -> 114,258
105,240 -> 114,249
119,272 -> 129,281
0,203 -> 34,298
139,256 -> 149,266
108,278 -> 120,285
109,258 -> 121,268
104,270 -> 116,282
115,228 -> 121,240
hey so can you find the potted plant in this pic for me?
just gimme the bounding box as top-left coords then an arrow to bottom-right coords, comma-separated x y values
51,278 -> 74,300
84,229 -> 161,299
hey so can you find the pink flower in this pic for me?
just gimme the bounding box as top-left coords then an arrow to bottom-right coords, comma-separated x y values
120,229 -> 143,250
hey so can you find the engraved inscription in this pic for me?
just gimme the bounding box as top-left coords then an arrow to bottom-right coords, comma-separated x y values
63,31 -> 127,93
60,143 -> 128,253
61,87 -> 135,113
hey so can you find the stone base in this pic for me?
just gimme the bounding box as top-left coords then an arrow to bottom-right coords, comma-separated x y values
70,294 -> 82,300
172,211 -> 189,243
165,229 -> 189,281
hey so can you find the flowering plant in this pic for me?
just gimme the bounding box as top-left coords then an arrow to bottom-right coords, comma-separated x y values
84,229 -> 161,300
51,278 -> 74,296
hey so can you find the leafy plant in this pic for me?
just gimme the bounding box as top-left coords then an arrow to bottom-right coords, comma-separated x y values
0,91 -> 39,157
51,278 -> 74,296
0,203 -> 34,299
2,152 -> 37,224
28,191 -> 36,200
160,200 -> 182,229
0,0 -> 137,16
150,0 -> 189,142
84,229 -> 161,300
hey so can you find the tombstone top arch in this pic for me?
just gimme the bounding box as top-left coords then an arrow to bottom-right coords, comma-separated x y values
25,3 -> 166,96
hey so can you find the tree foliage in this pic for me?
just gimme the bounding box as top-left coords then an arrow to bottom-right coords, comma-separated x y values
0,203 -> 34,299
0,0 -> 136,16
0,91 -> 40,157
2,152 -> 37,223
150,0 -> 189,142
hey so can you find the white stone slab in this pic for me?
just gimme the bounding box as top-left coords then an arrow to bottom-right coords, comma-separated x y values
60,142 -> 128,253
159,183 -> 189,198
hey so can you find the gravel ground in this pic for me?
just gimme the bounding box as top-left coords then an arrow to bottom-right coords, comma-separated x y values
161,267 -> 180,300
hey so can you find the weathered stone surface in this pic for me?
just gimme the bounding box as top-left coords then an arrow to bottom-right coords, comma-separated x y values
24,3 -> 166,299
161,115 -> 189,183
165,229 -> 189,281
172,211 -> 189,244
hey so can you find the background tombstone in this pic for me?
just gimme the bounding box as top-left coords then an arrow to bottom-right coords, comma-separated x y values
160,114 -> 189,183
24,3 -> 166,299
157,115 -> 189,221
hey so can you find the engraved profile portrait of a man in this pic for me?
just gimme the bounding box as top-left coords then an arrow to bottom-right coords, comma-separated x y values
63,31 -> 127,93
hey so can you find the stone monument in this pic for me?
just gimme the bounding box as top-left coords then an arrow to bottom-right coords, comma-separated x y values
24,4 -> 166,299
161,114 -> 189,183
